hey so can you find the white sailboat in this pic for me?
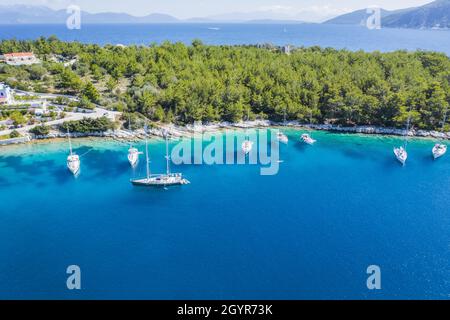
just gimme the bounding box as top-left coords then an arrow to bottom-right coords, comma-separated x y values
127,146 -> 142,167
277,132 -> 289,144
126,116 -> 142,167
241,109 -> 254,154
432,144 -> 447,160
301,133 -> 316,145
242,139 -> 253,154
432,107 -> 448,160
66,129 -> 80,176
277,108 -> 289,144
301,110 -> 316,145
393,146 -> 408,166
394,112 -> 411,166
131,133 -> 189,187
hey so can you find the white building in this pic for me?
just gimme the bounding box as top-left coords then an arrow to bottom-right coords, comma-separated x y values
3,52 -> 39,66
0,83 -> 13,105
31,102 -> 49,116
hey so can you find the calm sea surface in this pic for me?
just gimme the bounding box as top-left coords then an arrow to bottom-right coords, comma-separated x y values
0,23 -> 450,54
0,129 -> 449,299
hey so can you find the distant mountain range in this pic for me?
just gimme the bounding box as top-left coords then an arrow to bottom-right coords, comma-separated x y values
0,5 -> 179,24
324,0 -> 450,29
2,1 -> 450,29
0,5 -> 306,24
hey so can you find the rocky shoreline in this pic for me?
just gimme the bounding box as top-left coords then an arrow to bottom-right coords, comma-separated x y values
4,121 -> 450,146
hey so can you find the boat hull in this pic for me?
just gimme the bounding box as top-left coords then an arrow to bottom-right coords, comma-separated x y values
242,141 -> 254,154
131,174 -> 190,187
301,134 -> 316,145
128,147 -> 141,167
67,155 -> 80,175
432,145 -> 447,160
277,133 -> 289,144
394,148 -> 407,166
128,153 -> 139,167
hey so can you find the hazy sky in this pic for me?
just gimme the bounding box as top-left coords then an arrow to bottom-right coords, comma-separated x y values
0,0 -> 435,21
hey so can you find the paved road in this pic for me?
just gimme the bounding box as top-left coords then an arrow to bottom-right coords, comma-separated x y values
0,107 -> 120,136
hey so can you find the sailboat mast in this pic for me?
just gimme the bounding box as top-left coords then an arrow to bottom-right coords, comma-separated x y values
441,106 -> 448,132
165,134 -> 170,175
67,128 -> 73,156
145,138 -> 150,180
404,110 -> 412,148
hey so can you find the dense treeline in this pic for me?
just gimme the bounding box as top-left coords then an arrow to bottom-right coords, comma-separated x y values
1,36 -> 450,130
59,117 -> 115,133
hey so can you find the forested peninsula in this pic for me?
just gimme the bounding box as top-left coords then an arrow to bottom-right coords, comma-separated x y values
1,37 -> 450,131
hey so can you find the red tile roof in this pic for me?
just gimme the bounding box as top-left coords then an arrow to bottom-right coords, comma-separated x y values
4,52 -> 35,58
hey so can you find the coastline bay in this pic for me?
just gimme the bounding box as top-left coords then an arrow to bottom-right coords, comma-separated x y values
1,22 -> 450,300
0,129 -> 449,299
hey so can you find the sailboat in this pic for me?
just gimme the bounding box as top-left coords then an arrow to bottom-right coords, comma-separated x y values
66,129 -> 80,175
242,139 -> 254,154
301,133 -> 316,145
432,107 -> 448,160
394,112 -> 411,166
432,144 -> 447,160
301,110 -> 316,145
128,146 -> 142,167
130,133 -> 189,187
126,116 -> 143,167
393,146 -> 408,165
277,132 -> 289,144
241,108 -> 254,154
277,107 -> 289,144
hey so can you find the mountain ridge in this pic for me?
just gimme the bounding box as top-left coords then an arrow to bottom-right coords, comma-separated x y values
0,5 -> 308,24
324,0 -> 450,29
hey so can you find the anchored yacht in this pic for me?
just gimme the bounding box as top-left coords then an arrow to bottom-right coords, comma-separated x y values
394,147 -> 408,166
431,108 -> 448,160
277,132 -> 289,144
394,110 -> 412,166
127,146 -> 142,167
131,133 -> 189,187
301,133 -> 316,145
66,129 -> 80,175
242,140 -> 254,154
432,144 -> 447,160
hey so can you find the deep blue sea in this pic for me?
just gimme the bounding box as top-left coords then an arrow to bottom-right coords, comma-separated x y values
0,23 -> 450,54
0,129 -> 449,299
0,24 -> 449,299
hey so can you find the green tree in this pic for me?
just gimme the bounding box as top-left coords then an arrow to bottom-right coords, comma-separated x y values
9,130 -> 20,138
82,81 -> 100,103
10,111 -> 26,126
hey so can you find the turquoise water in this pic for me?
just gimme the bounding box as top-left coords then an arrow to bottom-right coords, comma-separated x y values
0,129 -> 449,299
1,24 -> 450,55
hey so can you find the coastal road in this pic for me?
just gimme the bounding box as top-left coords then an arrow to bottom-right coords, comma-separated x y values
0,107 -> 120,136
